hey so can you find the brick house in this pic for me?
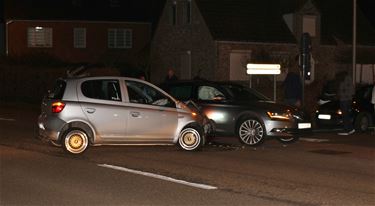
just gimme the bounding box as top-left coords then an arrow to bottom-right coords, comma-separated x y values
2,0 -> 165,65
150,0 -> 375,85
5,20 -> 151,64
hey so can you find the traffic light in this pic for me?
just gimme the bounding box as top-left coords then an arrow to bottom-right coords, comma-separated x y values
300,33 -> 311,80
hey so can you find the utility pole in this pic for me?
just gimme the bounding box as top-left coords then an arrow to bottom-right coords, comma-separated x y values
353,0 -> 357,86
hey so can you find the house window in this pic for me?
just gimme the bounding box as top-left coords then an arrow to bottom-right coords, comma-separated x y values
109,0 -> 120,8
108,29 -> 132,49
303,15 -> 316,37
72,0 -> 82,7
27,27 -> 52,48
169,1 -> 177,25
182,0 -> 191,24
74,28 -> 86,48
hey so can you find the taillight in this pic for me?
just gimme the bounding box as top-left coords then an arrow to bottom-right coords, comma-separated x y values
52,102 -> 65,113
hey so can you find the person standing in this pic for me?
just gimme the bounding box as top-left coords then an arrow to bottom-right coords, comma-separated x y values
372,84 -> 375,110
164,68 -> 178,83
283,71 -> 302,108
337,71 -> 355,135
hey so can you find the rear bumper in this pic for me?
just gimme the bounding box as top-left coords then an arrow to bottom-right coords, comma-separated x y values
37,114 -> 65,142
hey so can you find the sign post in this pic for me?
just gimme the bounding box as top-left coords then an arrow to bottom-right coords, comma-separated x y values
246,63 -> 281,102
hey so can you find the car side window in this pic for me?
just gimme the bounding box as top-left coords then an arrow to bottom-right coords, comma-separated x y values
169,85 -> 193,101
198,86 -> 225,101
126,80 -> 176,108
47,80 -> 66,100
81,80 -> 122,101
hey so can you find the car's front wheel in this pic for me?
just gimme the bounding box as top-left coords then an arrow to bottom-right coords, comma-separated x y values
355,112 -> 371,132
62,128 -> 89,154
277,136 -> 299,144
178,127 -> 202,151
237,117 -> 265,146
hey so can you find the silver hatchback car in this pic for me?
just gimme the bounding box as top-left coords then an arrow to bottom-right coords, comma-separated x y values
38,76 -> 208,154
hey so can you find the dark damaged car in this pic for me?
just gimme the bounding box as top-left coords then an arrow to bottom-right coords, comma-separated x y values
161,80 -> 311,146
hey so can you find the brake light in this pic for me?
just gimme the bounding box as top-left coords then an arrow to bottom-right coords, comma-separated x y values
52,102 -> 65,113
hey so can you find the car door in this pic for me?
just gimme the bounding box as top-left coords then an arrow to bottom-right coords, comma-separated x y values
124,80 -> 178,142
78,78 -> 128,142
195,84 -> 233,135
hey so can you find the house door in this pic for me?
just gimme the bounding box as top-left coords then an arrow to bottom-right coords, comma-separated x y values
230,51 -> 251,81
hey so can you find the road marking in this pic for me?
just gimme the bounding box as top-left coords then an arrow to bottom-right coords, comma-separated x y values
98,164 -> 218,190
0,118 -> 16,121
300,138 -> 330,143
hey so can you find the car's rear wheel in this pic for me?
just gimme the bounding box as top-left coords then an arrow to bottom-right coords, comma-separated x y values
355,113 -> 371,132
62,128 -> 89,154
237,118 -> 265,146
178,128 -> 202,151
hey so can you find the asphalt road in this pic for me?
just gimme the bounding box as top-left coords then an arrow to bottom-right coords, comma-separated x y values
1,103 -> 375,205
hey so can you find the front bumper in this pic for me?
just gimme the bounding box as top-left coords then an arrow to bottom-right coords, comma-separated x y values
264,119 -> 312,137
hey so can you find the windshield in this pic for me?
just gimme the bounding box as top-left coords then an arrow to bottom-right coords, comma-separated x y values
221,84 -> 269,101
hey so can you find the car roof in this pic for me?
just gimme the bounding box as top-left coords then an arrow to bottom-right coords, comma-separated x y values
161,79 -> 244,87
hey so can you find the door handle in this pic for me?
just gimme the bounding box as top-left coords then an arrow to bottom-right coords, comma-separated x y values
85,108 -> 96,114
131,111 -> 140,117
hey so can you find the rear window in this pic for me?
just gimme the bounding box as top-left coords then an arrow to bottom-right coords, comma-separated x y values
47,80 -> 66,100
81,80 -> 122,101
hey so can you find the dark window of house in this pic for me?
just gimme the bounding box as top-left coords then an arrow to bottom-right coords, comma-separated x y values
72,0 -> 82,7
108,29 -> 132,49
186,0 -> 191,24
74,28 -> 86,48
170,1 -> 177,25
81,80 -> 122,101
27,27 -> 53,48
109,0 -> 120,8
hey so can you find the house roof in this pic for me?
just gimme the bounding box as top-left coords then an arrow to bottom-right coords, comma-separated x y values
314,0 -> 375,46
195,0 -> 297,44
195,0 -> 375,46
4,0 -> 165,26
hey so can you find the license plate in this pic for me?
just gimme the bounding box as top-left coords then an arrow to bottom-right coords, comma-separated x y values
318,114 -> 331,120
298,123 -> 311,129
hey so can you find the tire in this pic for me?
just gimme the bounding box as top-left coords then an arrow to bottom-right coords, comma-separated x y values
237,117 -> 265,146
354,113 -> 371,132
178,127 -> 202,151
62,128 -> 89,154
277,136 -> 299,144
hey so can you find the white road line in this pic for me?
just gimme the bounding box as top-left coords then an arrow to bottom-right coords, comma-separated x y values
300,138 -> 330,143
0,118 -> 16,121
98,164 -> 218,190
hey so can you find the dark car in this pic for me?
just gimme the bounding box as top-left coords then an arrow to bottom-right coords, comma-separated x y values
161,80 -> 311,146
315,84 -> 374,132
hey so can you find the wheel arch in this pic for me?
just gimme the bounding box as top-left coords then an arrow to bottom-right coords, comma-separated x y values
59,121 -> 95,144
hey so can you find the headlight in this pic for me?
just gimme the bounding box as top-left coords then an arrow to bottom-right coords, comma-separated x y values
336,109 -> 342,115
267,111 -> 291,120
